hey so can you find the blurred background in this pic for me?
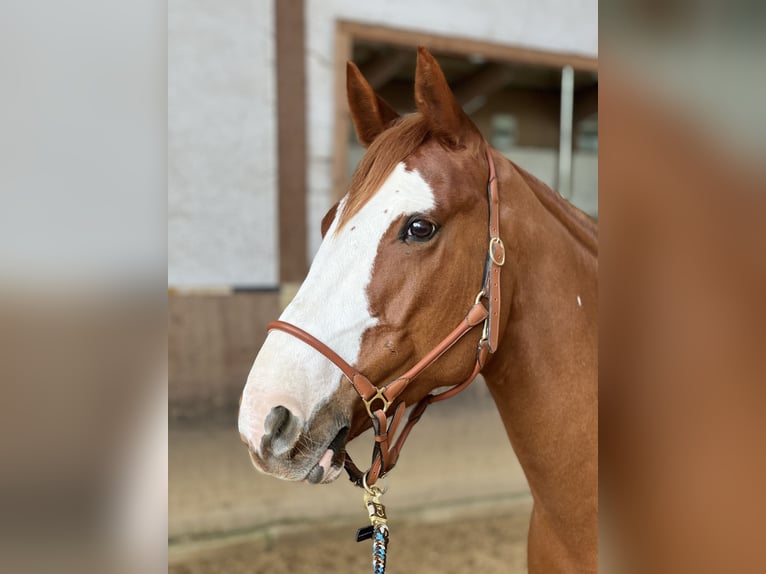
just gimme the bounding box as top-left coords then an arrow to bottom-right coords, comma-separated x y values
168,1 -> 596,572
2,0 -> 763,572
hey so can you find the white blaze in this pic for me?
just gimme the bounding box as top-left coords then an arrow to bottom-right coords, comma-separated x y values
239,163 -> 435,452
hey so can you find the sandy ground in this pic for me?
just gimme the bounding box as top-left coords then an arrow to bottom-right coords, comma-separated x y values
169,507 -> 531,574
169,382 -> 532,573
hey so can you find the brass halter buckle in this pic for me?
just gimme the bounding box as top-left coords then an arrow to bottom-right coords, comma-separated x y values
489,237 -> 506,266
363,386 -> 392,419
474,289 -> 491,345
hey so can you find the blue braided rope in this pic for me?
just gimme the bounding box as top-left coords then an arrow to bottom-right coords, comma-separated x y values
372,524 -> 389,574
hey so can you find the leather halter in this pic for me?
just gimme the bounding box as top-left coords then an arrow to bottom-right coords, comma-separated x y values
267,147 -> 505,487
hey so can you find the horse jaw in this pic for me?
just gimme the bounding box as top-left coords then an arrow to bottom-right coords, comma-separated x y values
238,163 -> 435,482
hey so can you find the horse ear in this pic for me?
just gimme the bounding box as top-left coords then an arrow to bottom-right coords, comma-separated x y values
414,47 -> 481,148
347,62 -> 400,148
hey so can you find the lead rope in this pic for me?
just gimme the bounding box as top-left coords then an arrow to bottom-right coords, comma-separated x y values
355,477 -> 389,573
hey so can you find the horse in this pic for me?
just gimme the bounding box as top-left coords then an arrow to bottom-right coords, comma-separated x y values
239,47 -> 598,572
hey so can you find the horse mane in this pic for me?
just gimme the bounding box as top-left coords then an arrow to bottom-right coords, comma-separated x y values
337,114 -> 431,231
512,162 -> 599,256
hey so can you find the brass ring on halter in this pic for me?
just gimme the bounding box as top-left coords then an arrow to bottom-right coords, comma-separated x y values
474,289 -> 486,305
363,387 -> 392,419
489,237 -> 506,266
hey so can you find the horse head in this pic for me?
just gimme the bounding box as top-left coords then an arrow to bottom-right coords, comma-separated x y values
239,48 -> 502,484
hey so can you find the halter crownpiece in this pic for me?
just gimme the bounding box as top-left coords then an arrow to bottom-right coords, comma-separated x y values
266,146 -> 504,486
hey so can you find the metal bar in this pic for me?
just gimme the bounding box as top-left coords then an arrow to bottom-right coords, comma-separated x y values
275,0 -> 308,283
557,65 -> 575,199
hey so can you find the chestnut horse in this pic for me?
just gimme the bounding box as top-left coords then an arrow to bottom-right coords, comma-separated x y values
239,48 -> 598,572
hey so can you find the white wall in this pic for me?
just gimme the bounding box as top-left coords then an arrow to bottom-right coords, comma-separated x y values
168,0 -> 277,287
306,0 -> 598,255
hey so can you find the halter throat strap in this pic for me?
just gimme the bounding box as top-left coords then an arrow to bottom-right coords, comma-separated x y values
266,147 -> 504,486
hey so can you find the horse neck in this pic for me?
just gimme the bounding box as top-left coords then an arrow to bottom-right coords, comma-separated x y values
482,155 -> 598,559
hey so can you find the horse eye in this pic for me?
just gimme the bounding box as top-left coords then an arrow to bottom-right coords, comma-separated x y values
406,219 -> 438,241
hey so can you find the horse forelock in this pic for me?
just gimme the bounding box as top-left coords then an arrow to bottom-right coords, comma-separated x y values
336,114 -> 431,231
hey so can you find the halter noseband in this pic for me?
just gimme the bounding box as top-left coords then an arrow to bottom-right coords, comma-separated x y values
267,147 -> 505,487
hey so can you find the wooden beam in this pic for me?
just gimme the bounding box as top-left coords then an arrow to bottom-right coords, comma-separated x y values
332,23 -> 353,203
338,21 -> 598,73
275,0 -> 307,283
359,50 -> 410,90
453,63 -> 516,114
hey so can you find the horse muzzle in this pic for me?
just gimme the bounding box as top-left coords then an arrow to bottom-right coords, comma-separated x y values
240,404 -> 350,484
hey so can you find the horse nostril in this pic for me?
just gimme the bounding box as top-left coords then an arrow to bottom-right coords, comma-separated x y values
262,405 -> 302,456
265,405 -> 290,435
